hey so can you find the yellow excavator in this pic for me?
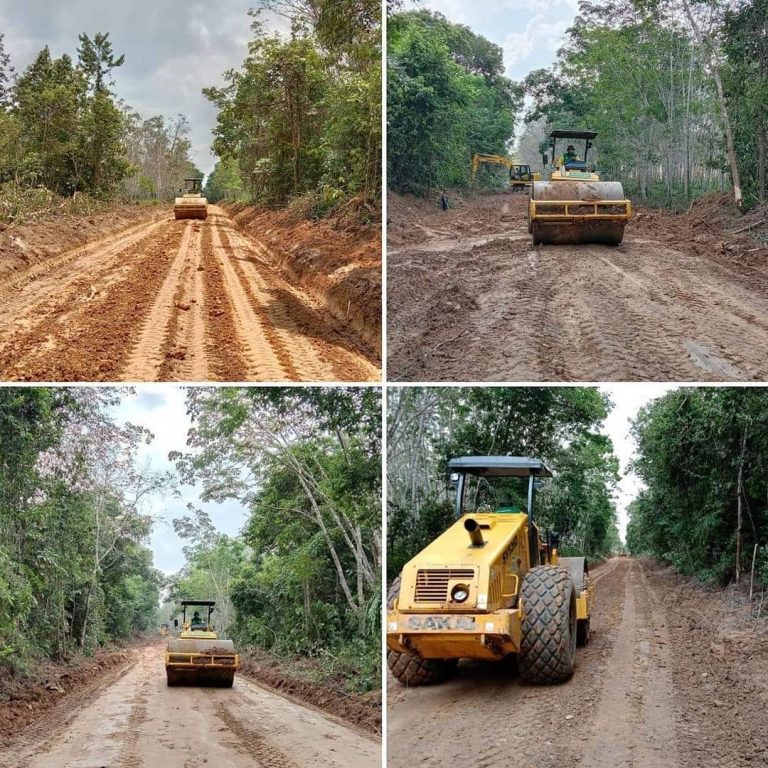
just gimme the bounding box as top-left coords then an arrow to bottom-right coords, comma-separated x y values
528,130 -> 631,245
471,154 -> 541,192
387,456 -> 593,685
165,600 -> 239,687
174,178 -> 208,220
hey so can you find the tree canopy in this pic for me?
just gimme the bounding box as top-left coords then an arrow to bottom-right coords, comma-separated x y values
0,388 -> 163,667
169,387 -> 382,691
0,31 -> 201,213
628,388 -> 768,588
387,11 -> 523,194
204,1 -> 381,215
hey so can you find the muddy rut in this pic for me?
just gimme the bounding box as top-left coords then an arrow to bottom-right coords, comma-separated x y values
388,193 -> 768,381
2,645 -> 379,768
0,206 -> 378,382
387,557 -> 768,768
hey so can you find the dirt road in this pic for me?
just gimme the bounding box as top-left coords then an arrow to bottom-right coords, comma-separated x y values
0,206 -> 379,382
2,644 -> 379,768
387,557 -> 768,768
388,192 -> 768,381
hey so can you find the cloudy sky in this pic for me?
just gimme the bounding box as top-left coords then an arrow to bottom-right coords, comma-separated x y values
0,0 -> 288,176
420,0 -> 578,81
111,385 -> 250,574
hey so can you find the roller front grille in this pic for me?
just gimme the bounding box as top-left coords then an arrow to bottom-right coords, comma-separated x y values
414,569 -> 475,602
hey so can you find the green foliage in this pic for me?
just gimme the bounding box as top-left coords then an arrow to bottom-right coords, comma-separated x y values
204,157 -> 246,202
387,387 -> 620,579
387,10 -> 522,194
0,388 -> 161,667
628,388 -> 768,586
172,387 -> 381,691
204,3 -> 381,212
522,3 -> 724,207
0,31 -> 198,209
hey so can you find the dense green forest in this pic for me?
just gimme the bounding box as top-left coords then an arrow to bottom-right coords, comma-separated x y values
0,389 -> 164,668
387,11 -> 522,194
387,387 -> 620,580
628,388 -> 768,591
0,31 -> 200,223
204,0 -> 381,217
0,387 -> 381,693
169,387 -> 382,692
388,0 -> 768,210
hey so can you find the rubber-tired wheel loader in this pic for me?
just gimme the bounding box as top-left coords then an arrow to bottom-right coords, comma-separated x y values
174,178 -> 208,221
471,154 -> 541,192
165,600 -> 239,687
528,130 -> 631,245
387,456 -> 593,686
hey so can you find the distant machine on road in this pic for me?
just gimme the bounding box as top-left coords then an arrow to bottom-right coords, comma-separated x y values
174,178 -> 208,220
471,153 -> 541,192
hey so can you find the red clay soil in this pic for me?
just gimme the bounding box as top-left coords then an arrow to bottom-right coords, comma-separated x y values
223,202 -> 382,356
0,645 -> 135,747
0,203 -> 168,277
238,651 -> 381,736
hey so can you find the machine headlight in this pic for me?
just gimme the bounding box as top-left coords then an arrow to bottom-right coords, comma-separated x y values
451,584 -> 470,603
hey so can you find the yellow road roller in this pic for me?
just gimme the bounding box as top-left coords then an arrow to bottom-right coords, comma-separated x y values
387,456 -> 593,685
529,130 -> 631,245
174,178 -> 208,220
165,600 -> 239,687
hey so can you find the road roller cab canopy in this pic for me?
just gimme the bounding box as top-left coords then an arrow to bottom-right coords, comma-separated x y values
447,456 -> 552,520
546,130 -> 598,167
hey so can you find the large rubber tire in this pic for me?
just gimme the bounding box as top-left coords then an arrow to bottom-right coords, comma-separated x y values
519,566 -> 577,684
386,574 -> 458,687
387,649 -> 458,686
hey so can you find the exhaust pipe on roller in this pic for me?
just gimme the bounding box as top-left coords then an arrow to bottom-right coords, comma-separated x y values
465,518 -> 485,547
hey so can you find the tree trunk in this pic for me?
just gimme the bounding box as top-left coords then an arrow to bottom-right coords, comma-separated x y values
681,0 -> 743,207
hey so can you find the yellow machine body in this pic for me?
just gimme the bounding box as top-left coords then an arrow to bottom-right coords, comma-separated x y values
174,178 -> 208,220
387,511 -> 592,661
165,601 -> 239,687
471,154 -> 541,191
529,130 -> 631,245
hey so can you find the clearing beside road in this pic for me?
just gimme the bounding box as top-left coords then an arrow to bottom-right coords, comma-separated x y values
387,191 -> 768,381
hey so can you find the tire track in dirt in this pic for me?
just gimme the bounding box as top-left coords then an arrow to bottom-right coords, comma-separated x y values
221,224 -> 332,380
198,223 -> 249,380
214,702 -> 300,768
0,223 -> 185,381
208,219 -> 290,381
225,217 -> 381,381
388,193 -> 768,381
157,221 -> 209,380
122,221 -> 198,380
580,559 -> 679,768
